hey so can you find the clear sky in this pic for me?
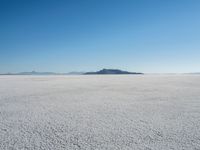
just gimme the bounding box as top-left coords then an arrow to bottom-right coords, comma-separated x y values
0,0 -> 200,73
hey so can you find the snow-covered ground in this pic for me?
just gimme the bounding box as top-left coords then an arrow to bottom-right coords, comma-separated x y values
0,75 -> 200,150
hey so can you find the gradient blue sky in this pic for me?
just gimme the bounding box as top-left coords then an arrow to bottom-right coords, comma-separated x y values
0,0 -> 200,73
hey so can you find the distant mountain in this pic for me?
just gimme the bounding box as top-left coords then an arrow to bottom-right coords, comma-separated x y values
84,69 -> 143,75
67,71 -> 85,75
186,72 -> 200,75
0,71 -> 65,75
16,71 -> 60,75
0,69 -> 143,75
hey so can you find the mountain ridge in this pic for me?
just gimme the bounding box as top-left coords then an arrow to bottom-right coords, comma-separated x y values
0,69 -> 143,75
84,69 -> 143,75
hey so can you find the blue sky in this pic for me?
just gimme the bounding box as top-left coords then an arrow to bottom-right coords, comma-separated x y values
0,0 -> 200,73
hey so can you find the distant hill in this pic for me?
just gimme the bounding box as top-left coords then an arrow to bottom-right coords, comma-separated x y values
187,72 -> 200,74
0,69 -> 143,75
16,71 -> 84,75
0,71 -> 74,75
67,71 -> 85,75
84,69 -> 143,75
16,71 -> 60,75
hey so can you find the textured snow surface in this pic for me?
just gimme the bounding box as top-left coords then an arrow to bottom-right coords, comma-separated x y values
0,75 -> 200,150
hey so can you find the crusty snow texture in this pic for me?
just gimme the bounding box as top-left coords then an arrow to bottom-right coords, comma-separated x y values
0,75 -> 200,150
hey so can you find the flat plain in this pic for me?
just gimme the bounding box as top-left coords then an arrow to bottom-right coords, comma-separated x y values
0,75 -> 200,150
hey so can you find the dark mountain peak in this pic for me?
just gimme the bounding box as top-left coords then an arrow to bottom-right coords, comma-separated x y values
84,69 -> 143,75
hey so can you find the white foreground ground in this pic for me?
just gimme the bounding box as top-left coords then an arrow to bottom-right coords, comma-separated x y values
0,75 -> 200,150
